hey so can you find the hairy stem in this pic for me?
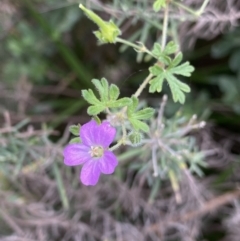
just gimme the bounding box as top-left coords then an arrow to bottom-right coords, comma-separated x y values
109,140 -> 123,151
116,37 -> 153,57
134,73 -> 153,98
109,124 -> 127,151
161,4 -> 169,50
116,37 -> 141,49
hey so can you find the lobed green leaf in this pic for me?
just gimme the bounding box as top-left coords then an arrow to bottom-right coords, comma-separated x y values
83,78 -> 133,115
149,65 -> 162,76
127,96 -> 139,116
109,97 -> 132,108
152,43 -> 162,57
129,118 -> 150,132
170,61 -> 195,77
159,55 -> 171,65
164,72 -> 190,104
109,84 -> 120,100
92,79 -> 104,98
100,78 -> 109,101
171,52 -> 183,67
134,107 -> 155,120
149,75 -> 164,93
82,89 -> 101,105
164,41 -> 179,55
87,105 -> 105,115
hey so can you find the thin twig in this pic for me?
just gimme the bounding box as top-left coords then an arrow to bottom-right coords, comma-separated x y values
146,189 -> 240,232
0,208 -> 25,236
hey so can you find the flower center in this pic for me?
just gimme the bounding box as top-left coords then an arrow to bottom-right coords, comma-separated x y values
90,146 -> 104,158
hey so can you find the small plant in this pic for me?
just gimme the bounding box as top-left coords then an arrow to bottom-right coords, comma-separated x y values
63,1 -> 209,199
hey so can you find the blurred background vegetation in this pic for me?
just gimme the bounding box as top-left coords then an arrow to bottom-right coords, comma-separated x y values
0,0 -> 240,240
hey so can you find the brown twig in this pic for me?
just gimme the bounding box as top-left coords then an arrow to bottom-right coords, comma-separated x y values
0,207 -> 24,236
146,189 -> 240,232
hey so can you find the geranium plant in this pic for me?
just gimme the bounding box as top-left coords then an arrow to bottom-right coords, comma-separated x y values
63,0 -> 209,199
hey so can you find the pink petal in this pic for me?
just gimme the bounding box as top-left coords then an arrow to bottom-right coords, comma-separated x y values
80,120 -> 116,148
98,151 -> 118,174
80,120 -> 97,147
80,160 -> 101,186
63,144 -> 91,166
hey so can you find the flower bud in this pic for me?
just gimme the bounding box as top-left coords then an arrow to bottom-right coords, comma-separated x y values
69,124 -> 81,136
79,4 -> 121,44
128,131 -> 143,146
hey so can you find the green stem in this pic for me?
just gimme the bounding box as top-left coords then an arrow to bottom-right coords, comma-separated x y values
116,37 -> 153,57
109,124 -> 127,151
161,3 -> 169,50
116,37 -> 140,49
109,140 -> 123,151
134,73 -> 153,98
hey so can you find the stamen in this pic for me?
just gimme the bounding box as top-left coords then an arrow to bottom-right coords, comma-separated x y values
90,146 -> 104,158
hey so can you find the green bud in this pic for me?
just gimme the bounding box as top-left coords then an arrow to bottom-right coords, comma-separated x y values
69,137 -> 81,144
93,116 -> 101,124
128,131 -> 143,146
79,4 -> 121,43
69,124 -> 80,136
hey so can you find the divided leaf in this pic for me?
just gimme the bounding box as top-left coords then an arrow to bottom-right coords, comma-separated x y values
152,41 -> 179,58
130,119 -> 150,133
171,52 -> 183,67
92,78 -> 109,102
149,65 -> 164,93
152,43 -> 162,57
169,61 -> 195,77
82,78 -> 132,115
109,97 -> 132,108
109,84 -> 120,100
134,108 -> 156,120
127,96 -> 155,132
149,57 -> 194,104
152,41 -> 179,62
164,72 -> 190,104
87,105 -> 105,115
164,41 -> 179,55
82,89 -> 101,105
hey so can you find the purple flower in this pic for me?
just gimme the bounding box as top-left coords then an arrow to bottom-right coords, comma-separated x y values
63,120 -> 118,186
